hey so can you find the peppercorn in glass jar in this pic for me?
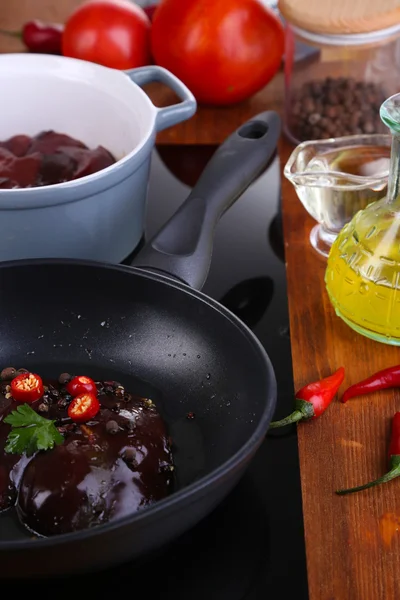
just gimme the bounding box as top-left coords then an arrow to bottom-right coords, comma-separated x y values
279,0 -> 400,144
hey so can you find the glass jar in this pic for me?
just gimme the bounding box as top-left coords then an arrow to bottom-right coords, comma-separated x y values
325,93 -> 400,345
284,22 -> 400,144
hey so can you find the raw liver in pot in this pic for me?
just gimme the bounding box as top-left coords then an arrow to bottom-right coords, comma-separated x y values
0,147 -> 41,189
0,130 -> 116,189
26,131 -> 87,154
0,134 -> 31,157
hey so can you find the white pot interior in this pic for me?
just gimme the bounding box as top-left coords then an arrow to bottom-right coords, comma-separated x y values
0,54 -> 155,161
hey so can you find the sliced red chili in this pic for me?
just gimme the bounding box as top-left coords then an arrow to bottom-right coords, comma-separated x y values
68,393 -> 100,423
66,375 -> 97,397
10,372 -> 44,403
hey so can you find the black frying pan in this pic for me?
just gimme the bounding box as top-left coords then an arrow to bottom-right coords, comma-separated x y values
0,111 -> 279,578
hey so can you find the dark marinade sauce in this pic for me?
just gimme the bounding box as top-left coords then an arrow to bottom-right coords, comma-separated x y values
0,378 -> 173,537
0,131 -> 116,189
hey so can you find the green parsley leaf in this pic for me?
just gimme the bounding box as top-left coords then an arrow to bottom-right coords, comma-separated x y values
5,427 -> 38,456
4,404 -> 64,457
36,421 -> 64,451
4,403 -> 49,428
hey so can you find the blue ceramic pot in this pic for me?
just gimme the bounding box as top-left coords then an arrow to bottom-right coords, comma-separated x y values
0,54 -> 196,262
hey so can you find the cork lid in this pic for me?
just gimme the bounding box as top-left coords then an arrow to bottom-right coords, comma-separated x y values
278,0 -> 400,35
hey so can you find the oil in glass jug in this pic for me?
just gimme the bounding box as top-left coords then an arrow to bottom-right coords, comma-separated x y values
325,93 -> 400,345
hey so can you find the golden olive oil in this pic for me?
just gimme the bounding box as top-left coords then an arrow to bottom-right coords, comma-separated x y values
325,198 -> 400,344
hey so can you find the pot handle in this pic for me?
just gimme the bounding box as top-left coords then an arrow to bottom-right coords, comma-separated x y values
131,111 -> 280,290
125,66 -> 197,132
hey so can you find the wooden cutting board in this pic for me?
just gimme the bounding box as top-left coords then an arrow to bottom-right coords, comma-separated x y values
281,140 -> 400,600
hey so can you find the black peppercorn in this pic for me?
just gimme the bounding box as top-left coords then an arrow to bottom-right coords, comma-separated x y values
123,447 -> 137,465
0,367 -> 16,381
106,420 -> 119,434
48,384 -> 59,397
58,372 -> 71,385
289,76 -> 386,141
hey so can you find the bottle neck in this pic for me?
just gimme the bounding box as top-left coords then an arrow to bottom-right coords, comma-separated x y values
388,132 -> 400,204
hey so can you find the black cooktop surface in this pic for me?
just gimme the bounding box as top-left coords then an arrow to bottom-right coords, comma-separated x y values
12,145 -> 308,598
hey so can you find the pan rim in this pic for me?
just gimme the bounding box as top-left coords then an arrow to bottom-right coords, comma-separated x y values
0,258 -> 277,551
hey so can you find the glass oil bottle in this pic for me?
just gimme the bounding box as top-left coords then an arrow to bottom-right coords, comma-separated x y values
325,93 -> 400,344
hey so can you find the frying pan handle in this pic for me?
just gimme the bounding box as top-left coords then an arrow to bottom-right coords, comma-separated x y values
131,111 -> 280,289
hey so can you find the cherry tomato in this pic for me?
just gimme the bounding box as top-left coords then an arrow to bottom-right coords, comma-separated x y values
68,393 -> 100,423
151,0 -> 284,106
66,375 -> 97,397
11,373 -> 44,403
62,0 -> 151,70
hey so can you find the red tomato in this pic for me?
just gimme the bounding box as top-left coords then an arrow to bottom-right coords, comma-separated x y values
62,0 -> 151,70
68,393 -> 100,423
143,4 -> 157,22
66,375 -> 97,397
151,0 -> 284,106
11,373 -> 44,403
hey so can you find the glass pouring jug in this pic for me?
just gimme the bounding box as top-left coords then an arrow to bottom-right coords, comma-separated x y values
284,135 -> 391,257
325,93 -> 400,345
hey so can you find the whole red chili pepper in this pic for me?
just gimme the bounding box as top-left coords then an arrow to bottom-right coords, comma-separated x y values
336,412 -> 400,495
0,20 -> 63,55
269,366 -> 345,429
10,372 -> 44,403
23,20 -> 63,54
342,364 -> 400,403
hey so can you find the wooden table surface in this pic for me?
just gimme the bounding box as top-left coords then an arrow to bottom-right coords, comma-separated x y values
3,2 -> 400,598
